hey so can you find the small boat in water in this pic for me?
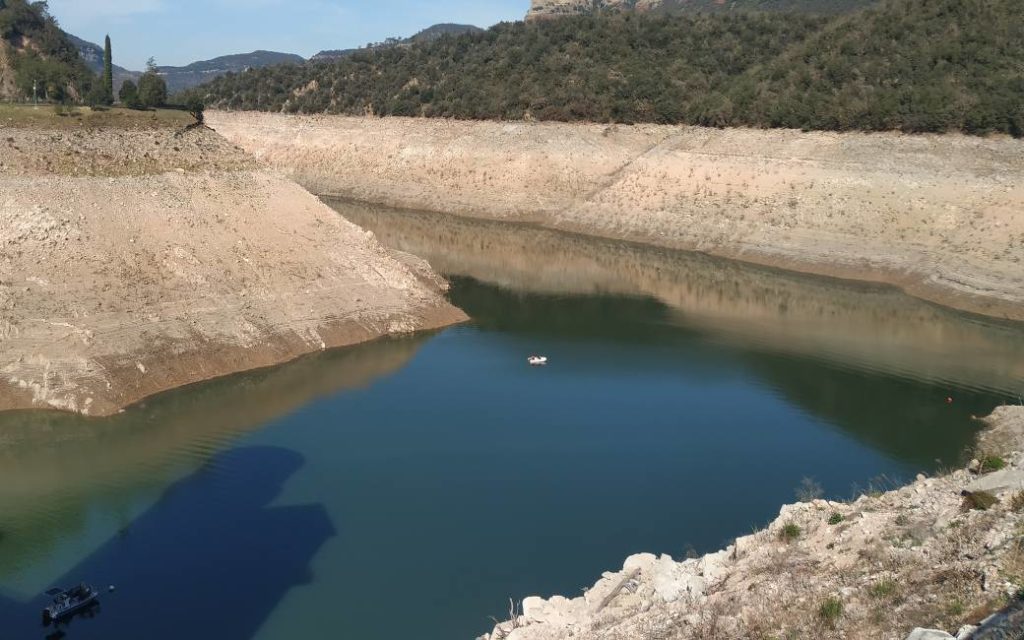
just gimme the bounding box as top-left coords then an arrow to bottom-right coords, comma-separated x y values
528,355 -> 548,367
42,584 -> 99,625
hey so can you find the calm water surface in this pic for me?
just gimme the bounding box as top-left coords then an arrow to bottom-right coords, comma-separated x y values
1,202 -> 1022,639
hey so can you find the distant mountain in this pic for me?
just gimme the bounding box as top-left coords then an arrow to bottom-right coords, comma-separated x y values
312,23 -> 482,61
156,51 -> 305,93
69,34 -> 303,93
526,0 -> 874,19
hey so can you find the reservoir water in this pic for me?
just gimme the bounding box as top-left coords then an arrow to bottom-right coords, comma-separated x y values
1,201 -> 1023,639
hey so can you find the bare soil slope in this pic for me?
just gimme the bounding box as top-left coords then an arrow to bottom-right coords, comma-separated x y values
207,112 -> 1024,322
0,109 -> 465,416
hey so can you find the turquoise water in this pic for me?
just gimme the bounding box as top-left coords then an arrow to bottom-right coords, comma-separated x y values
1,205 -> 1022,640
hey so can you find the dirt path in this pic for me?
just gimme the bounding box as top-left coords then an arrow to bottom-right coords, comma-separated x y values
206,112 -> 1024,322
0,114 -> 466,415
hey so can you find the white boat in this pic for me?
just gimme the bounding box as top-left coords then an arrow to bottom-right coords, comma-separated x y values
528,355 -> 548,366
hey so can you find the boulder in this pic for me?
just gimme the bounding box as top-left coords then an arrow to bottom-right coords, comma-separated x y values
905,629 -> 954,640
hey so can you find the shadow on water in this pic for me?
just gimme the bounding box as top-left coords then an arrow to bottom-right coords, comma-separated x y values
0,336 -> 425,589
0,446 -> 334,639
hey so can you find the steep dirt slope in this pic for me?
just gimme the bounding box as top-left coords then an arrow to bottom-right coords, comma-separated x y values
0,111 -> 466,415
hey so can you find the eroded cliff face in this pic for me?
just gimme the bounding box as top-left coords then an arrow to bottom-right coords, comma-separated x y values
0,116 -> 466,416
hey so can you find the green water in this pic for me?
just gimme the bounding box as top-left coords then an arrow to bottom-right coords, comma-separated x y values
1,203 -> 1022,639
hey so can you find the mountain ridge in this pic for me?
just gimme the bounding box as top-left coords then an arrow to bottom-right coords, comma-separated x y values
67,33 -> 304,93
312,23 -> 482,61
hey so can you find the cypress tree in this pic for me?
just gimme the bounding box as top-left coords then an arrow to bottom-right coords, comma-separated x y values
103,34 -> 113,104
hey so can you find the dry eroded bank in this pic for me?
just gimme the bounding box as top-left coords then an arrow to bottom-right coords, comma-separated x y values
0,116 -> 465,415
207,112 -> 1024,321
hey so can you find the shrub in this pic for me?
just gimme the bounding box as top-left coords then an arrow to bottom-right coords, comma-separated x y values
947,599 -> 965,617
138,71 -> 168,109
869,579 -> 897,598
779,523 -> 801,542
185,96 -> 205,124
119,79 -> 141,109
962,490 -> 999,511
1011,491 -> 1024,512
828,513 -> 844,525
818,597 -> 843,627
980,455 -> 1007,473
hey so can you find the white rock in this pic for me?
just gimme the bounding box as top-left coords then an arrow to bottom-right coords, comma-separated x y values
650,555 -> 706,603
955,625 -> 978,640
698,549 -> 732,583
623,553 -> 657,574
905,629 -> 954,640
521,595 -> 580,627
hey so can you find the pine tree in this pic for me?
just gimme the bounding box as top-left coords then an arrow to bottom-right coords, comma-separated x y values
102,34 -> 114,105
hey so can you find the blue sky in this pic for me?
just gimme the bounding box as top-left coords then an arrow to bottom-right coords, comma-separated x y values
48,0 -> 528,70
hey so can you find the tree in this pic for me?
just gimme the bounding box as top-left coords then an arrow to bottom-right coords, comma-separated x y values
119,78 -> 140,108
185,96 -> 205,124
102,34 -> 114,105
137,57 -> 167,109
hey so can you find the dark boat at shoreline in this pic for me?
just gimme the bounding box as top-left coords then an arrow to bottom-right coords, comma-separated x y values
42,584 -> 100,625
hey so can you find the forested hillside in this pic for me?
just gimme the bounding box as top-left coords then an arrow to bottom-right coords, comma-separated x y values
0,0 -> 95,101
732,0 -> 1024,134
190,0 -> 1023,136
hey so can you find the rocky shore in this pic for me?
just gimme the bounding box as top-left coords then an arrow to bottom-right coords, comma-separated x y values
0,110 -> 466,415
481,406 -> 1024,640
206,112 -> 1024,322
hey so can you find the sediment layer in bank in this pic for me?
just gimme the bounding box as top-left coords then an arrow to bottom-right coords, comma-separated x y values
206,112 -> 1024,322
0,112 -> 466,416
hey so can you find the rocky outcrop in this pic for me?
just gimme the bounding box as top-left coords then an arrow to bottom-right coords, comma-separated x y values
0,116 -> 466,416
527,0 -> 662,20
524,0 -> 873,19
206,112 -> 1024,322
481,406 -> 1024,640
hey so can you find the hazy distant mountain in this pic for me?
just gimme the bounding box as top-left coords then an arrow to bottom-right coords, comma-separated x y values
312,23 -> 482,61
69,34 -> 303,93
156,51 -> 305,93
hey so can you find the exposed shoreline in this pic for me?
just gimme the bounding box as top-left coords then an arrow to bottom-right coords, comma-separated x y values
0,112 -> 467,416
206,111 -> 1024,323
481,406 -> 1024,640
